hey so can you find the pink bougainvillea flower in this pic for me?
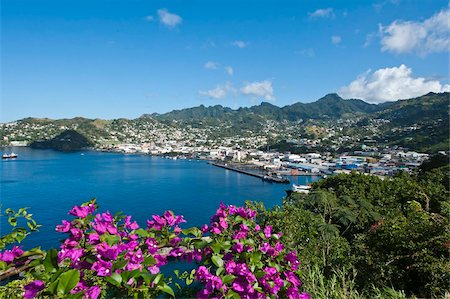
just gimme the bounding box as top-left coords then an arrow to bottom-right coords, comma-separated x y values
0,245 -> 23,264
69,205 -> 94,218
232,242 -> 244,253
92,259 -> 113,276
201,224 -> 209,234
148,265 -> 160,274
95,242 -> 119,261
163,211 -> 177,226
145,238 -> 158,254
299,292 -> 311,299
124,216 -> 139,230
84,286 -> 101,299
285,251 -> 301,270
55,220 -> 72,232
263,225 -> 272,238
23,280 -> 45,299
70,279 -> 89,294
70,228 -> 84,241
284,271 -> 302,287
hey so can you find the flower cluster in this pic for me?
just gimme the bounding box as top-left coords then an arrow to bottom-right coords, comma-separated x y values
192,203 -> 310,299
21,199 -> 186,299
0,245 -> 23,264
0,200 -> 309,299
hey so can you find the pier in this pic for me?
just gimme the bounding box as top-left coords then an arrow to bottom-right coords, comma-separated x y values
209,162 -> 290,184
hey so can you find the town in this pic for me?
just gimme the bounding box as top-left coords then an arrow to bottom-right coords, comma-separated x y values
1,113 -> 443,179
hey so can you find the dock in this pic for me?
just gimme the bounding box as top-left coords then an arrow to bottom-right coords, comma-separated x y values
209,162 -> 290,184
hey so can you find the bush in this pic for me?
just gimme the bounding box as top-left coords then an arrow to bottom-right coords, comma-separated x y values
0,200 -> 309,299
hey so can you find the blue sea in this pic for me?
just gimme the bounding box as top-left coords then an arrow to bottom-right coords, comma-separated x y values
1,147 -> 319,250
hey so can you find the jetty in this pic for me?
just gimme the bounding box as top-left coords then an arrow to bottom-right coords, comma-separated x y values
210,162 -> 290,184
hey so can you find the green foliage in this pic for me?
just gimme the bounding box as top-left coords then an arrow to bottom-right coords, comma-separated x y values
252,162 -> 449,298
0,207 -> 41,249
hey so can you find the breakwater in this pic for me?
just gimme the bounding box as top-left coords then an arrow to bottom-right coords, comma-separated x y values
209,162 -> 290,184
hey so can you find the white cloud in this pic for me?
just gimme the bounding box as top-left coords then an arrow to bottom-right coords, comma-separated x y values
199,82 -> 234,99
339,64 -> 450,103
225,66 -> 234,76
231,40 -> 249,48
157,9 -> 182,28
145,16 -> 154,22
331,35 -> 342,44
379,7 -> 450,55
309,8 -> 335,18
240,80 -> 275,101
204,61 -> 218,70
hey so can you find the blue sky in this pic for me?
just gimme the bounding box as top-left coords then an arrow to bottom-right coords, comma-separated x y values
1,0 -> 449,122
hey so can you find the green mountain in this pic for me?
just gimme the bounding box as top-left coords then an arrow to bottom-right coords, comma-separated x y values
146,93 -> 380,123
3,92 -> 448,153
30,130 -> 94,151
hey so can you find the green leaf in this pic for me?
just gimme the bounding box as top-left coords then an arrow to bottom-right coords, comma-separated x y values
43,249 -> 59,273
0,261 -> 7,270
222,275 -> 236,284
153,273 -> 163,285
8,217 -> 17,227
210,242 -> 221,254
216,267 -> 224,276
182,227 -> 202,238
100,233 -> 121,246
133,228 -> 149,238
56,269 -> 80,295
211,255 -> 224,268
112,259 -> 128,271
105,272 -> 122,287
250,252 -> 262,264
157,283 -> 175,297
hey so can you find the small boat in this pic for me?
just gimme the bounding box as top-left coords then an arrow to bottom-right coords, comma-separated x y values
292,184 -> 311,194
2,152 -> 18,159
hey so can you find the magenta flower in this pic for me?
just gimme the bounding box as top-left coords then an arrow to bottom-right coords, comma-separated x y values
95,242 -> 119,260
263,226 -> 272,238
70,228 -> 84,241
70,279 -> 88,294
260,242 -> 271,253
163,211 -> 177,226
286,286 -> 299,299
232,242 -> 244,253
168,247 -> 184,257
69,205 -> 94,218
285,251 -> 301,270
55,220 -> 72,232
92,259 -> 113,276
201,224 -> 209,234
88,232 -> 100,245
299,292 -> 311,299
195,266 -> 211,281
0,245 -> 23,264
154,254 -> 167,266
225,260 -> 236,274
145,238 -> 158,254
84,286 -> 101,299
23,280 -> 45,299
148,265 -> 160,274
284,271 -> 301,287
124,216 -> 139,230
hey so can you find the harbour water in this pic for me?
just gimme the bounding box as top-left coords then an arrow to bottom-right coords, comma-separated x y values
0,147 -> 319,250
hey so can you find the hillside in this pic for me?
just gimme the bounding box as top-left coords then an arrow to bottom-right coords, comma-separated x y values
2,92 -> 448,153
147,93 -> 381,123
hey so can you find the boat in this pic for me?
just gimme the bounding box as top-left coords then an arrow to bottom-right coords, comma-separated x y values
2,152 -> 18,159
292,184 -> 311,194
